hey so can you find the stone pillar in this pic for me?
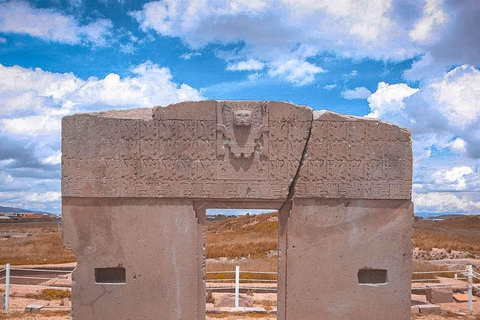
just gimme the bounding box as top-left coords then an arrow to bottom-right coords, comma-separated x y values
63,198 -> 199,319
284,199 -> 412,320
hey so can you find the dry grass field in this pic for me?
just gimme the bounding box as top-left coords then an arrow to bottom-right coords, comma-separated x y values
1,214 -> 480,268
0,222 -> 75,265
206,212 -> 278,259
414,216 -> 480,255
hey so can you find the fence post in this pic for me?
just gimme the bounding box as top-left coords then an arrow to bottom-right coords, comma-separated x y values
235,266 -> 240,308
468,265 -> 473,315
5,263 -> 10,314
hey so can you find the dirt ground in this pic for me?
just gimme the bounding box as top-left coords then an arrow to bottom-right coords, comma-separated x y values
0,315 -> 478,320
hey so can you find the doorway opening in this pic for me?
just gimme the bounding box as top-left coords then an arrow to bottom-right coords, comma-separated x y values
204,208 -> 279,317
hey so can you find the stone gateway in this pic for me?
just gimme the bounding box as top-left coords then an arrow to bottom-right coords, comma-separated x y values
62,100 -> 413,320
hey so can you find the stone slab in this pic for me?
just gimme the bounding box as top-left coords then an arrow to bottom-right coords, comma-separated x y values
417,304 -> 442,315
206,306 -> 267,314
268,307 -> 277,314
218,307 -> 266,313
62,101 -> 412,200
60,298 -> 71,306
411,294 -> 428,305
411,306 -> 420,314
426,288 -> 453,303
25,304 -> 44,313
214,293 -> 253,307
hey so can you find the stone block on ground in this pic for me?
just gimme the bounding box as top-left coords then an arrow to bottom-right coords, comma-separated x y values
411,306 -> 420,314
268,307 -> 277,315
411,294 -> 428,305
25,304 -> 44,313
205,307 -> 220,313
418,304 -> 441,315
60,297 -> 71,306
218,307 -> 266,313
426,288 -> 453,303
214,293 -> 253,307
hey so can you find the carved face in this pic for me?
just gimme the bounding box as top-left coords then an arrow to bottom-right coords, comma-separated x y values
233,109 -> 253,126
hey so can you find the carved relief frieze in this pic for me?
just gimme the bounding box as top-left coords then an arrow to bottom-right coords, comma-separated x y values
62,103 -> 412,200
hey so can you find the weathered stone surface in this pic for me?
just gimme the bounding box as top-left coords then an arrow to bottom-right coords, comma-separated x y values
62,101 -> 411,200
0,293 -> 4,310
214,294 -> 253,307
62,100 -> 413,320
418,304 -> 442,315
63,198 -> 201,320
60,297 -> 71,307
426,288 -> 453,303
25,304 -> 44,313
284,199 -> 413,320
411,306 -> 420,314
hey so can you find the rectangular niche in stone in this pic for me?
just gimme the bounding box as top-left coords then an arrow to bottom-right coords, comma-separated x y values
358,269 -> 388,285
95,267 -> 126,284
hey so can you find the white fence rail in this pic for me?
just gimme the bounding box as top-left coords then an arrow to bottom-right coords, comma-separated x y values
0,263 -> 73,314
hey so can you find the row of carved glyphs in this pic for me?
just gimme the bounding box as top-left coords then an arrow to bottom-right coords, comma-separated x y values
63,138 -> 217,160
63,118 -> 409,146
62,177 -> 410,199
63,118 -> 216,141
62,138 -> 411,165
294,181 -> 411,199
62,116 -> 411,198
62,157 -> 411,182
311,121 -> 411,142
63,179 -> 291,199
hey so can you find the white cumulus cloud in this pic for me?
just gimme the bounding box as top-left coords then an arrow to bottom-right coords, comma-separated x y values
414,192 -> 480,214
432,65 -> 480,128
409,0 -> 448,43
0,61 -> 203,137
0,0 -> 113,45
130,0 -> 420,84
366,82 -> 419,118
268,60 -> 325,86
431,166 -> 474,190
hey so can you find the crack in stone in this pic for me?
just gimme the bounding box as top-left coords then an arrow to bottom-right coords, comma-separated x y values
279,115 -> 313,213
277,114 -> 313,320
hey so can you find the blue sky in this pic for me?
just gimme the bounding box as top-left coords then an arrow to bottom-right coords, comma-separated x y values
0,0 -> 479,216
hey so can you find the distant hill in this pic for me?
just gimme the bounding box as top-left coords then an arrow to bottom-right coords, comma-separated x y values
0,206 -> 53,215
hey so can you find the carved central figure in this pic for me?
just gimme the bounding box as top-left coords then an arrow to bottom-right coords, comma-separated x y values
217,103 -> 268,159
233,109 -> 253,126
